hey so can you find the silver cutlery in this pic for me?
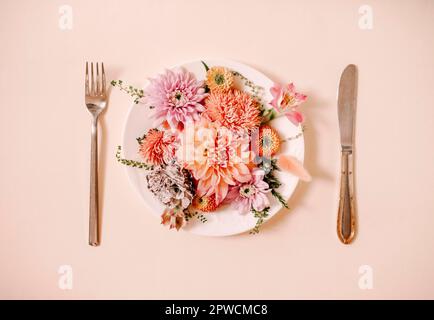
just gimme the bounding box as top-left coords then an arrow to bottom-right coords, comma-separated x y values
337,64 -> 357,244
85,62 -> 107,246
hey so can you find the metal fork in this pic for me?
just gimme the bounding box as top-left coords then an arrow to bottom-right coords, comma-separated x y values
85,62 -> 107,246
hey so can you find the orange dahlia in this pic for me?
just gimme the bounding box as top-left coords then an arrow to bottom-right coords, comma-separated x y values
255,125 -> 281,157
178,119 -> 252,205
139,129 -> 176,165
204,89 -> 261,133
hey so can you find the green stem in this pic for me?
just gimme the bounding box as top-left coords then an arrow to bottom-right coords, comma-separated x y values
115,146 -> 151,169
111,80 -> 144,104
250,207 -> 270,234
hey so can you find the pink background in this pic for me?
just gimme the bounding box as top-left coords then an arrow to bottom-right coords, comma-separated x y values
1,0 -> 434,299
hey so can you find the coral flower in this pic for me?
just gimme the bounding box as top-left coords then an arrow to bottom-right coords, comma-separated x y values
139,129 -> 177,165
204,89 -> 261,133
144,68 -> 207,130
270,83 -> 307,125
192,194 -> 219,213
253,125 -> 281,157
179,119 -> 252,204
206,66 -> 234,92
225,169 -> 271,214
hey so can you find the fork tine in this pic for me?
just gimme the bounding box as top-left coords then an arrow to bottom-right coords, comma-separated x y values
96,62 -> 100,95
90,62 -> 95,95
85,62 -> 89,95
101,62 -> 106,95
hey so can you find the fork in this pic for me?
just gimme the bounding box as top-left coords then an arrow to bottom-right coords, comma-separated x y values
85,62 -> 107,246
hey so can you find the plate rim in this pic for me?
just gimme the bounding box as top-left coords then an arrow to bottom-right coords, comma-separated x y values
121,59 -> 305,236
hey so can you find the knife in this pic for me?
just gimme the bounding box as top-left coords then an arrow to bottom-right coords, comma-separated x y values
337,64 -> 357,244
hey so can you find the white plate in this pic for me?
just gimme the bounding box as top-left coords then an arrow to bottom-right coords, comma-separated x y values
122,59 -> 304,236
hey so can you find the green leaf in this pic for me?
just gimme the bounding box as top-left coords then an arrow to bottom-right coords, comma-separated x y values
260,158 -> 289,210
271,189 -> 289,209
111,79 -> 144,103
201,60 -> 210,72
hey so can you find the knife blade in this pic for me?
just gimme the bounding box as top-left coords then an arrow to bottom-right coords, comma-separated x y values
338,65 -> 357,149
337,64 -> 357,244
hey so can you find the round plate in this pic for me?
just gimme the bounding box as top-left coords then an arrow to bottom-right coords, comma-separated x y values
122,59 -> 304,236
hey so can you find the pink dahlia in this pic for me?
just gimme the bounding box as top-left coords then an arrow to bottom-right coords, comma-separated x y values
139,129 -> 176,165
270,83 -> 307,125
225,168 -> 271,214
145,68 -> 207,130
204,89 -> 261,132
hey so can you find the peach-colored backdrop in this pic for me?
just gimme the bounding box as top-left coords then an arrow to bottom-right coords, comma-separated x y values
1,0 -> 434,299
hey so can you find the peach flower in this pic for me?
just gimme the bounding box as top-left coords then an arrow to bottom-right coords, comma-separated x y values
139,129 -> 176,165
178,119 -> 252,204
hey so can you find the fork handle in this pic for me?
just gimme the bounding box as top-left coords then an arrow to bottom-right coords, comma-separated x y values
337,149 -> 356,244
89,116 -> 100,246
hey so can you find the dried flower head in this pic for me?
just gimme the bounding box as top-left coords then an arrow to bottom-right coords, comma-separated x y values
146,160 -> 195,210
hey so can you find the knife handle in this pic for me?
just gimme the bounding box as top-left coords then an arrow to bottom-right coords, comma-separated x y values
337,148 -> 356,244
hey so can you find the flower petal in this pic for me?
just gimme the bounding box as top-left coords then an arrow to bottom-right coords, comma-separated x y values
277,155 -> 312,182
214,181 -> 229,205
252,193 -> 269,212
252,168 -> 265,184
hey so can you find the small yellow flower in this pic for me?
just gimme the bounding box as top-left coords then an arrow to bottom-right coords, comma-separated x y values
206,67 -> 234,92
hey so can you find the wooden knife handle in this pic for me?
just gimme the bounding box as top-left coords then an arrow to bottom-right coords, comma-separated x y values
337,149 -> 356,244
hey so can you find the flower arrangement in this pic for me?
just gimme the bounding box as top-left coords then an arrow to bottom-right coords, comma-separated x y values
113,61 -> 311,233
